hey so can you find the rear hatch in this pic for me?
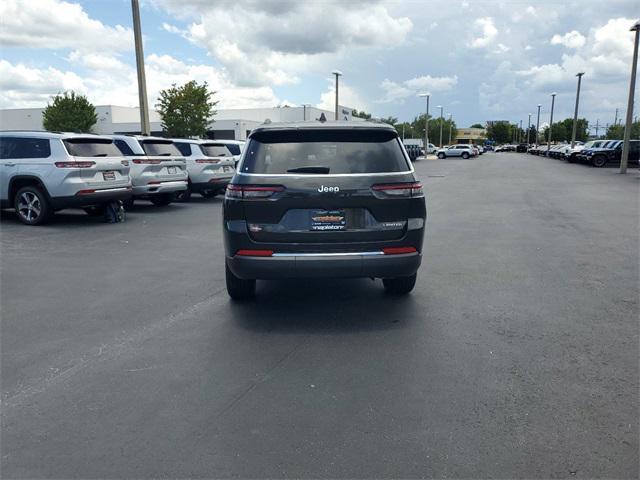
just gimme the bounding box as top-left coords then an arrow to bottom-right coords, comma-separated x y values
63,138 -> 129,189
137,139 -> 187,184
230,127 -> 423,244
200,142 -> 236,175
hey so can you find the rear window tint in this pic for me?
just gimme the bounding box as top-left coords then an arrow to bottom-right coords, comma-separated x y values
241,129 -> 409,175
174,142 -> 192,156
141,141 -> 181,156
201,143 -> 232,157
113,139 -> 139,156
224,144 -> 242,155
0,137 -> 51,159
64,138 -> 122,157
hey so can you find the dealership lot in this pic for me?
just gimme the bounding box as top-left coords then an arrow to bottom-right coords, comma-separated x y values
1,153 -> 638,478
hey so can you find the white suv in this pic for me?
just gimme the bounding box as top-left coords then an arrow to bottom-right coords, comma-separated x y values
436,145 -> 475,159
0,131 -> 132,225
172,139 -> 235,201
110,135 -> 188,208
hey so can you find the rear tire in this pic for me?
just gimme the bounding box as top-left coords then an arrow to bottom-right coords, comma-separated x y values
14,185 -> 51,225
83,205 -> 105,216
226,263 -> 256,300
382,273 -> 417,295
591,155 -> 607,168
462,152 -> 470,159
200,190 -> 218,199
173,187 -> 191,202
150,193 -> 173,206
437,152 -> 445,159
122,197 -> 135,210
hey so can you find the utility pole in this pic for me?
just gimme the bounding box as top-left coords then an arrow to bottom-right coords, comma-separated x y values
332,70 -> 342,121
437,105 -> 444,147
620,19 -> 640,174
527,113 -> 532,144
594,119 -> 600,137
536,104 -> 542,144
614,108 -> 618,126
547,92 -> 557,156
571,72 -> 585,148
419,93 -> 430,152
519,120 -> 522,143
131,0 -> 150,135
448,113 -> 453,144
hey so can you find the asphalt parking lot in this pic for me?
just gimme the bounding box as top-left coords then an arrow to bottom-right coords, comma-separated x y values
1,153 -> 638,478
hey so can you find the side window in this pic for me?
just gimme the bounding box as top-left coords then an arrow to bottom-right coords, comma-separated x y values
0,137 -> 51,159
114,139 -> 135,156
174,142 -> 192,156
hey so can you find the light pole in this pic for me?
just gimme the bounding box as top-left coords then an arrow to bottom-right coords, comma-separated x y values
519,120 -> 523,143
131,0 -> 150,135
620,20 -> 640,174
332,70 -> 342,121
527,113 -> 532,144
448,113 -> 453,144
419,93 -> 430,153
437,105 -> 443,147
536,104 -> 541,144
547,93 -> 556,156
571,72 -> 585,148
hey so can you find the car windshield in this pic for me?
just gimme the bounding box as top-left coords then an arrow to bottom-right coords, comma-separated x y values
141,140 -> 181,156
63,138 -> 122,157
241,129 -> 410,174
201,143 -> 233,157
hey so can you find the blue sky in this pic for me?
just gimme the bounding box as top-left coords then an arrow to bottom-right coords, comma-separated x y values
0,0 -> 638,129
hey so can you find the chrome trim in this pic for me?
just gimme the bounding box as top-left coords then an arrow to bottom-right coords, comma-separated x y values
271,251 -> 384,258
91,187 -> 132,193
235,171 -> 414,178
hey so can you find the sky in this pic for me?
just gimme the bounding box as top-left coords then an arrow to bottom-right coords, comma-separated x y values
0,0 -> 638,129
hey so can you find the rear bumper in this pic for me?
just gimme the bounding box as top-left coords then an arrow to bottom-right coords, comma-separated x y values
226,251 -> 422,280
132,180 -> 187,197
191,178 -> 232,193
50,187 -> 132,209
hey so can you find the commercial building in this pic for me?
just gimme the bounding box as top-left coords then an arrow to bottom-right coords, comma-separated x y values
455,127 -> 487,144
0,104 -> 354,140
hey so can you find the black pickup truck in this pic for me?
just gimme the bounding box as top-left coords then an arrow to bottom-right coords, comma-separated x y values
581,140 -> 640,167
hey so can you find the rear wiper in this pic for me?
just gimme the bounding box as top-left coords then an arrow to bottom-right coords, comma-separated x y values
158,153 -> 172,156
286,166 -> 330,174
92,153 -> 108,157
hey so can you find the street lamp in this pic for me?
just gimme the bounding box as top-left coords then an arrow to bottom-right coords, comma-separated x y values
419,93 -> 430,153
547,93 -> 557,156
332,70 -> 342,121
437,105 -> 443,147
536,104 -> 542,144
620,19 -> 640,174
131,0 -> 150,135
571,72 -> 585,148
519,119 -> 523,143
527,113 -> 532,144
448,113 -> 453,144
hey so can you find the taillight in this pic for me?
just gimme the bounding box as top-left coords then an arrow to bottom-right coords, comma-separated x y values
236,249 -> 274,257
383,247 -> 417,255
195,158 -> 220,164
55,161 -> 95,168
132,159 -> 161,164
371,182 -> 423,198
225,184 -> 284,199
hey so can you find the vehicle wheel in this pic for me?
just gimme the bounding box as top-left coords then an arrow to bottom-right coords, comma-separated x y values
226,263 -> 256,300
83,205 -> 105,216
173,187 -> 191,202
567,155 -> 575,163
383,273 -> 417,295
122,197 -> 135,210
150,193 -> 173,206
462,152 -> 470,159
591,155 -> 607,168
14,185 -> 51,225
200,190 -> 217,199
437,153 -> 445,159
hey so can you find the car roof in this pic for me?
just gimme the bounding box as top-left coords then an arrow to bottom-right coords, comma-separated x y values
131,135 -> 175,143
249,120 -> 397,136
0,130 -> 115,141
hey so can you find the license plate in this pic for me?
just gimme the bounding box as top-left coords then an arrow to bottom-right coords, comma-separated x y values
310,209 -> 346,231
102,171 -> 115,181
167,166 -> 177,174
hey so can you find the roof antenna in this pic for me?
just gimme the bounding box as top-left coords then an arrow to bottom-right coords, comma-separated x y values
318,113 -> 327,123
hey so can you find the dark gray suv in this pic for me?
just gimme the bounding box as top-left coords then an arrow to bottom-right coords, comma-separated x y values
222,122 -> 427,299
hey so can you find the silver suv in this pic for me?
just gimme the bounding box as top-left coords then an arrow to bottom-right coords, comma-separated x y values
172,139 -> 235,200
0,131 -> 132,225
110,135 -> 188,207
436,145 -> 475,159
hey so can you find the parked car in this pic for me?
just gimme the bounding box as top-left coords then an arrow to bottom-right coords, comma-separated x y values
484,145 -> 494,152
0,131 -> 131,225
579,140 -> 639,167
566,140 -> 604,163
110,135 -> 188,208
404,144 -> 422,161
212,140 -> 245,163
223,121 -> 426,299
516,143 -> 529,153
172,139 -> 236,201
437,145 -> 475,159
575,140 -> 617,165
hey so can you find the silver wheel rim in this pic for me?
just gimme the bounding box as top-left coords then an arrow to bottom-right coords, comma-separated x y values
17,191 -> 41,222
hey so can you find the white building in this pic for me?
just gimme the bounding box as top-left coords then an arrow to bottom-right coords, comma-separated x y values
0,104 -> 355,140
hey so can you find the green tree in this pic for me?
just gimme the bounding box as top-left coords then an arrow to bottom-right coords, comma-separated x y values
380,116 -> 398,126
394,122 -> 415,139
352,109 -> 372,120
156,80 -> 218,138
486,121 -> 512,143
42,91 -> 97,133
604,122 -> 640,140
470,123 -> 484,129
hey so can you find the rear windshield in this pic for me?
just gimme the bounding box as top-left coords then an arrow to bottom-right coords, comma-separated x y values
141,140 -> 182,156
240,129 -> 409,175
64,138 -> 122,157
201,143 -> 233,157
224,144 -> 242,155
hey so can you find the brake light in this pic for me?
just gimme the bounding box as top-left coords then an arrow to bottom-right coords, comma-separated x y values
236,249 -> 274,257
383,247 -> 417,255
55,161 -> 95,168
226,184 -> 284,199
371,182 -> 423,198
132,159 -> 161,164
195,158 -> 220,164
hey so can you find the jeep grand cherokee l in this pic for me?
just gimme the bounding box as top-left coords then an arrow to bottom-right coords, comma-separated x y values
223,122 -> 427,299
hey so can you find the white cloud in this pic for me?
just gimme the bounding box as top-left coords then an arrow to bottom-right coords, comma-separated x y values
470,17 -> 498,48
0,0 -> 132,52
378,75 -> 458,103
317,79 -> 368,112
550,30 -> 586,49
161,23 -> 182,34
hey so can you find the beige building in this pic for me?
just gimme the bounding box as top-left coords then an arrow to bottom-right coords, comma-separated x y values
455,127 -> 486,144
